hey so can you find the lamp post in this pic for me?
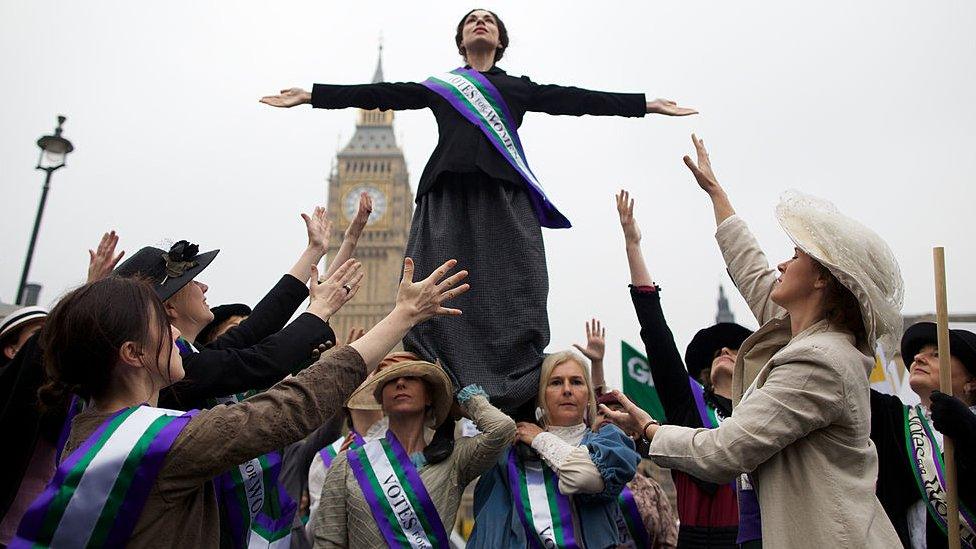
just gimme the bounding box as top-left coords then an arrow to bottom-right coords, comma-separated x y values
15,116 -> 74,305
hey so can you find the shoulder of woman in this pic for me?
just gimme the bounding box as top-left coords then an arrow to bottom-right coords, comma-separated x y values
771,332 -> 872,377
585,423 -> 632,446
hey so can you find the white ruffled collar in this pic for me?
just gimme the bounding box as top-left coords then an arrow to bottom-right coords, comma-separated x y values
545,423 -> 588,446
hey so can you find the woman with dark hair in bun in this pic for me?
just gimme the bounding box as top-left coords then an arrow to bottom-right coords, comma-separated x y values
12,257 -> 469,548
260,9 -> 696,422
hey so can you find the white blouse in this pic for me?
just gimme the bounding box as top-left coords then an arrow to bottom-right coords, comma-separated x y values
530,423 -> 605,494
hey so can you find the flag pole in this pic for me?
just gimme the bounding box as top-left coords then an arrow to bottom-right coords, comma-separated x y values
934,246 -> 961,549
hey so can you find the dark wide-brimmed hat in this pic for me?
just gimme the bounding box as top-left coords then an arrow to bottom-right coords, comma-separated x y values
114,240 -> 218,302
369,360 -> 453,426
684,323 -> 754,380
198,303 -> 252,344
901,322 -> 976,377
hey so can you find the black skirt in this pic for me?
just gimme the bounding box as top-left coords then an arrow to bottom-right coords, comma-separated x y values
403,171 -> 548,413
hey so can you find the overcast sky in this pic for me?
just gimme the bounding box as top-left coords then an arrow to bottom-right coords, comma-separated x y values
2,1 -> 973,389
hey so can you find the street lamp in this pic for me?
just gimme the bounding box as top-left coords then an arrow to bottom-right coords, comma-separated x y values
15,116 -> 74,305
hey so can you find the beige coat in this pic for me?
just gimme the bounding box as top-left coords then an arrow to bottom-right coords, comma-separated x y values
648,215 -> 899,548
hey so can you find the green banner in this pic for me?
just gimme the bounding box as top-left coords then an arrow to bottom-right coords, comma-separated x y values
621,341 -> 667,422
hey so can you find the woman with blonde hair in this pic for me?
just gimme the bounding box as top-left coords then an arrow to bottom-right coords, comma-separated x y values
468,350 -> 639,548
602,135 -> 904,547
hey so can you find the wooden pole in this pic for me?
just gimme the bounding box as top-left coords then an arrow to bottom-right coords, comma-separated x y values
934,246 -> 962,549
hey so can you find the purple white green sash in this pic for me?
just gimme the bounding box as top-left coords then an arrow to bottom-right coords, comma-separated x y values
347,431 -> 449,548
210,393 -> 296,549
318,431 -> 366,469
12,405 -> 196,548
904,405 -> 976,546
688,377 -> 723,429
421,67 -> 571,229
507,447 -> 581,549
617,484 -> 650,548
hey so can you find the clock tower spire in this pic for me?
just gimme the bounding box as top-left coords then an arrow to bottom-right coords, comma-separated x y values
324,45 -> 413,339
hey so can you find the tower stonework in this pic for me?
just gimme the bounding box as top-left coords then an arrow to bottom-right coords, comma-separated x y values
325,48 -> 413,339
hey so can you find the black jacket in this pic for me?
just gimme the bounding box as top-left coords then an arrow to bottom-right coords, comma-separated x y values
311,66 -> 646,199
871,390 -> 976,549
158,274 -> 336,410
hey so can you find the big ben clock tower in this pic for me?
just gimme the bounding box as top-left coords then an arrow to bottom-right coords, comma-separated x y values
325,47 -> 413,339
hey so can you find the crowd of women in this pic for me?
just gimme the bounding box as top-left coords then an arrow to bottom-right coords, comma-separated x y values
2,6 -> 975,549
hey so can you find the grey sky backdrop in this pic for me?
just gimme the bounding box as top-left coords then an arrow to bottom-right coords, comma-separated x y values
2,1 -> 973,389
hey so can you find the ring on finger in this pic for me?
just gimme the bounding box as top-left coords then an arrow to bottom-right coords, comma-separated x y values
342,284 -> 352,294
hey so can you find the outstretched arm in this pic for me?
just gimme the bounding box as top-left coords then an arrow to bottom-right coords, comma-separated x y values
616,190 -> 701,428
260,81 -> 430,111
685,134 -> 783,325
524,77 -> 695,117
325,192 -> 372,278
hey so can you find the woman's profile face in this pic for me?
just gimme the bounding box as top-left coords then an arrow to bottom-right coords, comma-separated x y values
461,10 -> 500,56
771,248 -> 823,308
544,360 -> 589,427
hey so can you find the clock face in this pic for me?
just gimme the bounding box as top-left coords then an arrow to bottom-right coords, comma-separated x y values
344,185 -> 387,225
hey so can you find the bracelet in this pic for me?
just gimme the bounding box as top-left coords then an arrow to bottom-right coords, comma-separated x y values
641,419 -> 660,443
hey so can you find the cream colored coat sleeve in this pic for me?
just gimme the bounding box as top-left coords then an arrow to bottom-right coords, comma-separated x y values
531,433 -> 605,494
715,215 -> 786,325
648,352 -> 845,484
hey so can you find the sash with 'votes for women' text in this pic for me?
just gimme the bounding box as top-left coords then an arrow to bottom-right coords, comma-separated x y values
178,336 -> 295,549
421,67 -> 571,229
507,447 -> 582,549
904,404 -> 976,546
347,431 -> 449,548
12,405 -> 196,548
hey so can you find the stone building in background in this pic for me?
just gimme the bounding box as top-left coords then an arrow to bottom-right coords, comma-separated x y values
324,47 -> 413,341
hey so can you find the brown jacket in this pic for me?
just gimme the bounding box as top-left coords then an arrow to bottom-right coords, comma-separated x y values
648,215 -> 900,548
62,345 -> 366,548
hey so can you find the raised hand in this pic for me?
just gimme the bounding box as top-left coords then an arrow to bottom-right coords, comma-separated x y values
87,230 -> 125,283
615,190 -> 641,245
646,98 -> 698,116
683,133 -> 722,195
395,258 -> 470,324
346,192 -> 373,241
301,206 -> 333,253
683,134 -> 736,225
572,318 -> 606,363
259,88 -> 312,108
307,259 -> 364,320
598,389 -> 654,439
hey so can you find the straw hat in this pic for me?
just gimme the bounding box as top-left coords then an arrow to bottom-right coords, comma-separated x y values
345,351 -> 421,411
775,190 -> 904,356
368,360 -> 454,427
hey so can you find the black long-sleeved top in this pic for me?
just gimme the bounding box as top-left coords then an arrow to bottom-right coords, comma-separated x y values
871,390 -> 976,549
630,286 -> 740,549
311,66 -> 646,199
0,335 -> 66,521
159,274 -> 336,411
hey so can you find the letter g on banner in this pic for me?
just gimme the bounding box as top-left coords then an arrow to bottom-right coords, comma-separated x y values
627,356 -> 653,386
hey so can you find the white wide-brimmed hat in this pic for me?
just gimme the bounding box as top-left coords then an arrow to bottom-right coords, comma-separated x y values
775,190 -> 904,356
368,360 -> 454,427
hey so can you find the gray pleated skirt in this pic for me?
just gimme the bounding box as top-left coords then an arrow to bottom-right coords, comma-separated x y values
403,171 -> 548,414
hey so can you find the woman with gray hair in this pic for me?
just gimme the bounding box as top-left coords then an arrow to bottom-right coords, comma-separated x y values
601,135 -> 904,547
467,350 -> 640,548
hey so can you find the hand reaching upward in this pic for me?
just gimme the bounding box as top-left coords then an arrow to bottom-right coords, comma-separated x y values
573,318 -> 606,363
301,206 -> 333,253
616,190 -> 641,245
87,230 -> 125,283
